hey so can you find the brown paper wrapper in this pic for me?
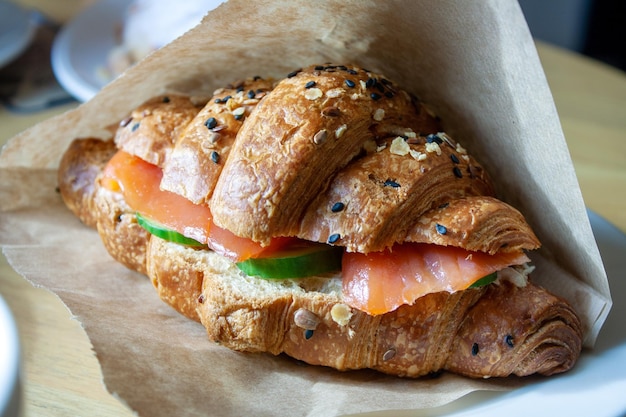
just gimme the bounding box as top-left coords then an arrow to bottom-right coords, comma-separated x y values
0,1 -> 611,416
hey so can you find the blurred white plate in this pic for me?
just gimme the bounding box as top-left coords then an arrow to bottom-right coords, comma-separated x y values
51,0 -> 224,102
0,294 -> 20,417
0,1 -> 36,68
51,0 -> 129,102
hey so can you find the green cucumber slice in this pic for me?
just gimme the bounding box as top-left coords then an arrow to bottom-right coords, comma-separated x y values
469,272 -> 498,288
236,243 -> 343,279
136,213 -> 205,247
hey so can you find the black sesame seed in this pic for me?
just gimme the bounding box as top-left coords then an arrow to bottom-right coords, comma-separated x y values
345,79 -> 355,88
505,335 -> 514,348
347,69 -> 358,75
131,122 -> 140,132
331,202 -> 345,212
328,233 -> 341,244
287,69 -> 301,78
304,329 -> 314,339
435,223 -> 447,235
162,96 -> 170,103
471,343 -> 479,356
438,202 -> 450,209
314,65 -> 324,70
253,75 -> 262,80
205,117 -> 218,130
370,92 -> 382,101
384,91 -> 394,98
236,86 -> 244,93
375,82 -> 385,93
247,90 -> 256,99
426,134 -> 443,144
305,80 -> 316,89
365,77 -> 376,88
381,78 -> 392,85
450,154 -> 460,164
384,179 -> 400,188
210,151 -> 220,164
453,166 -> 463,178
234,113 -> 244,121
223,95 -> 232,102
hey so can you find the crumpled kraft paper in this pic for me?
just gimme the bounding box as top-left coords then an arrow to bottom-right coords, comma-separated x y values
0,1 -> 612,416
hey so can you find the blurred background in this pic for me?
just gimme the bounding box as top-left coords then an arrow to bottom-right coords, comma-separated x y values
0,0 -> 624,111
518,0 -> 626,71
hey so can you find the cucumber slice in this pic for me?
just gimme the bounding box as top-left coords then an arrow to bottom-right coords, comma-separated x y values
136,213 -> 206,247
469,272 -> 498,288
236,243 -> 343,279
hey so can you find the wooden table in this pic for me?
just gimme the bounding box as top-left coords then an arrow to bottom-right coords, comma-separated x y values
1,42 -> 625,416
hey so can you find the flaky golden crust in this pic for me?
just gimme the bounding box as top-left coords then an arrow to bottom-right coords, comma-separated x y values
93,182 -> 150,275
58,137 -> 117,228
295,133 -> 495,253
114,95 -> 204,167
160,77 -> 276,204
405,195 -> 541,254
210,64 -> 441,245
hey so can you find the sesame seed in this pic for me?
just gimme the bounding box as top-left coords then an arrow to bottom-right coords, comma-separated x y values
435,223 -> 447,235
347,69 -> 358,75
314,65 -> 324,70
247,90 -> 256,99
253,75 -> 262,80
305,80 -> 316,89
370,92 -> 382,101
385,91 -> 394,98
345,79 -> 355,88
322,106 -> 341,117
505,335 -> 514,348
365,77 -> 375,88
331,202 -> 345,212
384,179 -> 400,188
471,343 -> 479,356
294,308 -> 320,330
205,117 -> 218,130
232,107 -> 245,117
313,129 -> 328,145
453,166 -> 463,178
131,122 -> 140,132
328,233 -> 341,244
210,151 -> 220,163
426,133 -> 443,144
450,154 -> 460,164
162,96 -> 170,103
383,348 -> 396,361
287,69 -> 301,78
373,108 -> 385,121
304,329 -> 314,339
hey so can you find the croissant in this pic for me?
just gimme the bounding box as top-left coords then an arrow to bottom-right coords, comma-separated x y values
57,63 -> 582,378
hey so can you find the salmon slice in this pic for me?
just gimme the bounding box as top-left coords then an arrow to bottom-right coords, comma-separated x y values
342,243 -> 530,315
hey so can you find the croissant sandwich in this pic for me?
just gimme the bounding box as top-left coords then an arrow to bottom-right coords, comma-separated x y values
58,64 -> 582,379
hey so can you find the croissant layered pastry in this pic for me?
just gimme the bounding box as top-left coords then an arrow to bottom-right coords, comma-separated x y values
57,64 -> 582,378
